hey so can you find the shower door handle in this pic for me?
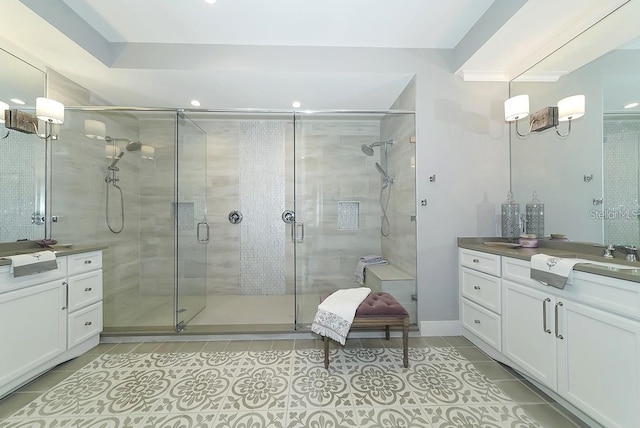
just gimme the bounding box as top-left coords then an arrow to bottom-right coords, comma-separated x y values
197,221 -> 210,243
292,221 -> 304,243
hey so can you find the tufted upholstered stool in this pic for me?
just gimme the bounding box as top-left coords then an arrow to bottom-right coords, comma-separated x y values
320,291 -> 409,369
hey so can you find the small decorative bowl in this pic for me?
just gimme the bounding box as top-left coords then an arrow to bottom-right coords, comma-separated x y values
519,234 -> 538,248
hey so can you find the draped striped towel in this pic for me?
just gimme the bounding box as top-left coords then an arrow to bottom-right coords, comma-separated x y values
530,254 -> 589,289
5,250 -> 57,277
355,255 -> 388,284
311,287 -> 371,345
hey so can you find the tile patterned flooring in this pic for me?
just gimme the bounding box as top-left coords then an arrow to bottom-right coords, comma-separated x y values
0,336 -> 587,427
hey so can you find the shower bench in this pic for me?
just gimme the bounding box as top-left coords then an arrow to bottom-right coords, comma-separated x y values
320,291 -> 409,369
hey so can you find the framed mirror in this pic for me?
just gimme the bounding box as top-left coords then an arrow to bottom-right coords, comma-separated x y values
0,48 -> 47,242
509,3 -> 640,246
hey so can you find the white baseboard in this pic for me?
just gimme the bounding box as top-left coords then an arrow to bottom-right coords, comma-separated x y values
419,320 -> 461,337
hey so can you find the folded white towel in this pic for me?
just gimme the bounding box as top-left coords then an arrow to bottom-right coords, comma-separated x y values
360,255 -> 383,263
311,287 -> 371,345
530,254 -> 589,289
6,250 -> 58,277
355,256 -> 388,284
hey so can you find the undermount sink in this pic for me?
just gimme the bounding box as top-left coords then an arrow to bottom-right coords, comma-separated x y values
577,260 -> 640,273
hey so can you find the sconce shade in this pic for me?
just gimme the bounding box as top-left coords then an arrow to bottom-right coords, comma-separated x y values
141,145 -> 155,159
557,95 -> 585,121
105,144 -> 119,158
0,101 -> 8,124
36,97 -> 64,124
85,119 -> 106,139
504,95 -> 529,121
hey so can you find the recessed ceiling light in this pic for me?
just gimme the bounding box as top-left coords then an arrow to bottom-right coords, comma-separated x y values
624,102 -> 639,109
191,100 -> 201,107
204,0 -> 216,4
10,98 -> 25,105
292,101 -> 301,108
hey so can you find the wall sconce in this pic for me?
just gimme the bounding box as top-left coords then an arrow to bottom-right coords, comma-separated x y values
2,97 -> 65,139
505,94 -> 584,138
141,145 -> 155,160
84,119 -> 106,140
504,95 -> 530,137
0,101 -> 8,139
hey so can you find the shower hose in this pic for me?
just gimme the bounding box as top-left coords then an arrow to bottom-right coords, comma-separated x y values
106,181 -> 125,233
380,184 -> 391,237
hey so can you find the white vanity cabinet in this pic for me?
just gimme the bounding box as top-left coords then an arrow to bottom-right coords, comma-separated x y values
556,274 -> 640,428
459,249 -> 502,351
0,250 -> 103,399
66,251 -> 103,348
462,252 -> 640,428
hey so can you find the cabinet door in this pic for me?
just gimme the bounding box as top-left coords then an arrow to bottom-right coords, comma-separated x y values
0,281 -> 66,388
557,300 -> 640,428
502,279 -> 557,390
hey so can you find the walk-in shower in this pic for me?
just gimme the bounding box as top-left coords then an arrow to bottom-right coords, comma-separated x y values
51,108 -> 415,334
361,139 -> 394,236
104,137 -> 142,233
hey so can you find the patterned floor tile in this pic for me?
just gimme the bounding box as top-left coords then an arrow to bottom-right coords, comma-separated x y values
424,404 -> 542,427
356,407 -> 430,428
0,347 -> 553,428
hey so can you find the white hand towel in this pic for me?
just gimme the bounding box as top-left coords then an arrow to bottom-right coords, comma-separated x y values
530,254 -> 589,289
6,250 -> 58,277
311,287 -> 371,345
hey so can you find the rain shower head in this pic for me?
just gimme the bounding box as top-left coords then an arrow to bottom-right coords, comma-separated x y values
126,141 -> 142,151
361,144 -> 375,156
361,139 -> 394,156
105,136 -> 143,152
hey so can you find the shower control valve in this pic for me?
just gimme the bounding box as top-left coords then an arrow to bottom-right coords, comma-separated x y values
228,210 -> 243,225
282,210 -> 295,224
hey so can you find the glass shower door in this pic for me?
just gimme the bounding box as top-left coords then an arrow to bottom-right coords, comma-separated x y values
175,112 -> 208,331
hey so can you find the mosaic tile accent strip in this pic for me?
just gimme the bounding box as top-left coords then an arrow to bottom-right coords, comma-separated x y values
239,121 -> 286,295
0,125 -> 44,242
603,119 -> 640,245
0,347 -> 542,428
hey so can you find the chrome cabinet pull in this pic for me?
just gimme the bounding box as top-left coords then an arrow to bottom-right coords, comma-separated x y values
61,281 -> 68,310
474,319 -> 481,324
84,321 -> 92,326
555,301 -> 564,339
542,298 -> 551,334
84,260 -> 92,264
473,285 -> 481,290
472,258 -> 480,263
84,287 -> 92,292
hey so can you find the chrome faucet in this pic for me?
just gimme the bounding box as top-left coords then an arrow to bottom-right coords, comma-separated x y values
614,245 -> 638,262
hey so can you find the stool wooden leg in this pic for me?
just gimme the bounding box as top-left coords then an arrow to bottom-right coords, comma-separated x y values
385,325 -> 390,340
324,336 -> 330,369
402,318 -> 409,368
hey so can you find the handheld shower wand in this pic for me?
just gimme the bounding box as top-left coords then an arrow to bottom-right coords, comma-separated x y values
108,151 -> 124,170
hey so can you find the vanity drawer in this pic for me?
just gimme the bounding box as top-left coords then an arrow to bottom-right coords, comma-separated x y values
459,249 -> 501,276
460,267 -> 501,314
502,257 -> 541,288
68,301 -> 102,348
67,251 -> 102,276
461,298 -> 501,351
67,270 -> 102,312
